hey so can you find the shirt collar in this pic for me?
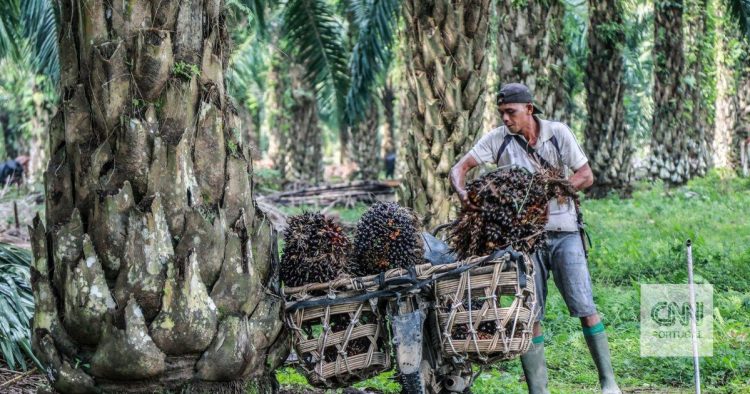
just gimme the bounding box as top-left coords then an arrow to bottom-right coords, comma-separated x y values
506,116 -> 553,145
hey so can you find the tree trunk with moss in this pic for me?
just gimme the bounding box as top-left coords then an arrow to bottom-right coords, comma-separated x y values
584,0 -> 632,196
649,0 -> 690,184
352,101 -> 381,180
496,0 -> 567,121
30,1 -> 286,392
712,4 -> 737,168
682,0 -> 714,175
400,0 -> 491,229
381,81 -> 396,160
264,51 -> 291,176
733,44 -> 750,165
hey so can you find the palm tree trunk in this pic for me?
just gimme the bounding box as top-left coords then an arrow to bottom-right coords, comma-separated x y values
283,65 -> 323,186
713,4 -> 738,168
381,81 -> 396,159
649,0 -> 690,184
352,101 -> 381,180
682,0 -> 714,175
496,0 -> 567,121
734,56 -> 750,166
584,0 -> 632,196
264,52 -> 291,176
30,1 -> 285,392
400,0 -> 491,229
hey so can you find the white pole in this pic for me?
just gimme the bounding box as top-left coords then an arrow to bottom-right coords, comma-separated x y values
686,239 -> 701,394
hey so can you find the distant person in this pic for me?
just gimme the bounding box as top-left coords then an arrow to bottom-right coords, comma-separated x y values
450,83 -> 620,394
384,152 -> 396,179
0,155 -> 29,185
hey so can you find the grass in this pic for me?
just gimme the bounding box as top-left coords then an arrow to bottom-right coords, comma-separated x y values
277,171 -> 750,393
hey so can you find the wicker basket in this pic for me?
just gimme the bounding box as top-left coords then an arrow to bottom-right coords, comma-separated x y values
430,251 -> 537,363
283,283 -> 391,388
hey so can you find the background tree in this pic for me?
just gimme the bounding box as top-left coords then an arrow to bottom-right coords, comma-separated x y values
682,0 -> 717,176
649,0 -> 690,184
400,0 -> 491,229
496,0 -> 568,121
584,0 -> 633,196
284,64 -> 325,184
30,0 -> 286,392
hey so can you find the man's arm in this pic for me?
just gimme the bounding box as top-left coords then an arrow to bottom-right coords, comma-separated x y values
568,163 -> 594,191
450,153 -> 481,210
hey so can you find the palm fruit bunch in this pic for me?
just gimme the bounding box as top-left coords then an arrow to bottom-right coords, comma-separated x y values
280,212 -> 351,287
449,167 -> 575,259
349,202 -> 423,276
449,299 -> 497,340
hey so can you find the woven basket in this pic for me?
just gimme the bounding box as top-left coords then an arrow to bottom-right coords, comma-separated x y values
430,251 -> 537,363
283,283 -> 391,388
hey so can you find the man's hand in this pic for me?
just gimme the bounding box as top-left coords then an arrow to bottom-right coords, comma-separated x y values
450,154 -> 481,210
569,163 -> 594,191
457,189 -> 480,211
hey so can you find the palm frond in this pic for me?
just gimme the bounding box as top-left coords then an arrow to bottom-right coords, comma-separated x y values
282,0 -> 350,116
228,0 -> 268,38
725,0 -> 750,40
0,0 -> 59,80
0,243 -> 41,371
344,0 -> 400,125
21,0 -> 59,78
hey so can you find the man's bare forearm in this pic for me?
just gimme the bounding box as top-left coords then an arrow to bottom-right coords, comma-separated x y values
569,164 -> 594,191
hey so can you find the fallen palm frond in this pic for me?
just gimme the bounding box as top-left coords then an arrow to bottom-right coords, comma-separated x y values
0,243 -> 40,371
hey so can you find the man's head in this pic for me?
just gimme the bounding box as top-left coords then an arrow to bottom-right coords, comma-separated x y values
496,83 -> 542,133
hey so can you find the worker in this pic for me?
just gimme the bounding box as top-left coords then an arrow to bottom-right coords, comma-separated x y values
449,83 -> 621,394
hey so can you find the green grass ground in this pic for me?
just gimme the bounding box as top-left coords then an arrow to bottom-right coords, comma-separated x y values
277,171 -> 750,393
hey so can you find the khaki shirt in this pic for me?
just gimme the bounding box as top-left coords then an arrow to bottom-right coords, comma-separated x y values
468,118 -> 587,232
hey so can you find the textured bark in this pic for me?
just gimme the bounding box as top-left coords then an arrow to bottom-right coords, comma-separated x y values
263,53 -> 290,174
712,5 -> 738,168
584,0 -> 632,196
400,0 -> 491,229
381,81 -> 396,158
496,0 -> 567,121
649,0 -> 690,184
352,101 -> 381,180
733,49 -> 750,166
31,1 -> 284,392
682,0 -> 713,175
283,65 -> 323,186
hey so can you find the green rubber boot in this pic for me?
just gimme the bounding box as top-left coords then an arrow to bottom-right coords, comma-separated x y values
584,331 -> 622,394
520,340 -> 550,394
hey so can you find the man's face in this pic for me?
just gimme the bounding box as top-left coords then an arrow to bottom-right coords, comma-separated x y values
498,103 -> 534,133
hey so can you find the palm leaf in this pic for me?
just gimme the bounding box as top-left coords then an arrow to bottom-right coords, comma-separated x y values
228,0 -> 268,37
21,0 -> 59,78
282,0 -> 350,116
0,243 -> 41,371
725,0 -> 750,40
0,0 -> 59,80
344,0 -> 400,125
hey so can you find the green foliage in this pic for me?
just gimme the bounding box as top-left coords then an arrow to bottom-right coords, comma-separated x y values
622,0 -> 654,142
0,0 -> 59,79
0,54 -> 56,158
562,0 -> 588,133
0,243 -> 40,371
585,170 -> 750,291
172,61 -> 200,81
344,0 -> 400,125
253,167 -> 283,192
282,0 -> 350,117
